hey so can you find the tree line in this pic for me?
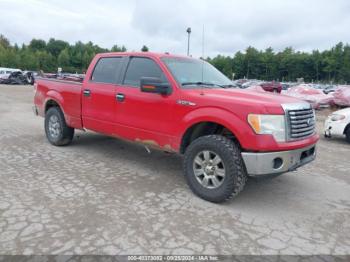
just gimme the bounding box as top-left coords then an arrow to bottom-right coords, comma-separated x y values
0,34 -> 130,73
207,43 -> 350,84
0,34 -> 349,83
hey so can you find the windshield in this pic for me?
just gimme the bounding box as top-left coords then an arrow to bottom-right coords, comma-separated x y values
162,57 -> 233,88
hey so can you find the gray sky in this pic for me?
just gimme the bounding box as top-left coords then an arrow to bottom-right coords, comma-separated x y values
1,0 -> 349,57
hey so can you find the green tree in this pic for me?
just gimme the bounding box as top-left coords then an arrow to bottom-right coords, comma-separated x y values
0,34 -> 349,82
141,45 -> 149,52
111,44 -> 126,52
57,48 -> 70,70
209,55 -> 233,79
0,34 -> 10,48
28,39 -> 46,51
46,38 -> 69,58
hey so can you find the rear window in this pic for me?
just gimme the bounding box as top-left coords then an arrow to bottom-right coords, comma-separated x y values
91,57 -> 122,84
123,57 -> 167,87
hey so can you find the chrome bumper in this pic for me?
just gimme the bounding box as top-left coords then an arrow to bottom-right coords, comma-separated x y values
241,144 -> 316,176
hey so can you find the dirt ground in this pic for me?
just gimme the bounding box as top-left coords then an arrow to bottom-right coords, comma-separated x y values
0,84 -> 349,255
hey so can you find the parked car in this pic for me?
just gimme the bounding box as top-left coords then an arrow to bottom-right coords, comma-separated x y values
324,108 -> 350,143
332,86 -> 350,107
323,85 -> 337,94
283,85 -> 333,109
260,81 -> 282,93
241,80 -> 263,89
33,52 -> 319,203
0,67 -> 22,80
281,82 -> 293,91
0,68 -> 35,85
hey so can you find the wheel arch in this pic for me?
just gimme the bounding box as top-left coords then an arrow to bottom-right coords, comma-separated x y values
344,123 -> 350,134
45,99 -> 61,113
44,90 -> 64,114
178,108 -> 248,154
179,115 -> 246,154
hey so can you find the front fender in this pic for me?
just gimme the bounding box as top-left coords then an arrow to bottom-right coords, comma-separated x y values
177,107 -> 253,147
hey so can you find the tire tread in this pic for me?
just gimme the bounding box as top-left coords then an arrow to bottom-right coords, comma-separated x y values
183,135 -> 247,203
45,107 -> 74,146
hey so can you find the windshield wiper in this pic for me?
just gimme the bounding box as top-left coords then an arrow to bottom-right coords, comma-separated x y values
181,82 -> 225,88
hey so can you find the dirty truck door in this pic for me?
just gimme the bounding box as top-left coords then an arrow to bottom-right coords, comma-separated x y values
82,57 -> 123,135
114,56 -> 176,148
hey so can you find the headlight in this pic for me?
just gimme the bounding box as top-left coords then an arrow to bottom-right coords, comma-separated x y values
330,114 -> 345,121
248,114 -> 286,142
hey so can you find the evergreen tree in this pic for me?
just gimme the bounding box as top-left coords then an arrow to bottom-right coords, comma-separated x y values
141,45 -> 149,52
0,34 -> 348,83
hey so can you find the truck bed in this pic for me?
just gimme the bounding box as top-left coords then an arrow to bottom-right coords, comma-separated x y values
34,77 -> 83,129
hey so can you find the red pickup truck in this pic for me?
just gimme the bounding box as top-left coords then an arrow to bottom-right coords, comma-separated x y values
34,52 -> 318,202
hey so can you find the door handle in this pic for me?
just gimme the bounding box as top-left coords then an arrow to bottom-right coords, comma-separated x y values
83,89 -> 91,97
116,93 -> 125,102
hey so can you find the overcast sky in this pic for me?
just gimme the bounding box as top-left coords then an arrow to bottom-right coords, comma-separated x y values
1,0 -> 350,57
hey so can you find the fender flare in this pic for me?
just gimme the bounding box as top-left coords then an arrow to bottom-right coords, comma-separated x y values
44,90 -> 64,113
178,107 -> 250,147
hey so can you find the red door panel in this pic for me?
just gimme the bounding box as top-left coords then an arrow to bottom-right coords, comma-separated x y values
82,82 -> 117,135
114,85 -> 177,148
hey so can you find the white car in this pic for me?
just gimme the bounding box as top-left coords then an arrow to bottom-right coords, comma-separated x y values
0,67 -> 22,79
324,108 -> 350,143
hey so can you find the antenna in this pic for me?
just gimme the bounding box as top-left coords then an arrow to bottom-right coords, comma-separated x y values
201,24 -> 205,95
201,24 -> 205,83
202,24 -> 205,59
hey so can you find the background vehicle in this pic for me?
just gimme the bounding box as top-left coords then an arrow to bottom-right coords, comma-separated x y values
324,108 -> 350,143
283,85 -> 333,109
0,67 -> 21,80
260,81 -> 282,93
34,52 -> 319,203
0,68 -> 35,85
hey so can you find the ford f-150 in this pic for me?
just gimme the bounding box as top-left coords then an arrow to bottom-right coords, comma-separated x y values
33,52 -> 319,202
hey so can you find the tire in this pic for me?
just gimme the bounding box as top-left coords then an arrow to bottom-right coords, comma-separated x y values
183,135 -> 247,203
45,107 -> 74,146
345,126 -> 350,143
26,72 -> 34,85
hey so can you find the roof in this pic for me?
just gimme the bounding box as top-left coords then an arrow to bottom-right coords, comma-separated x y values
0,67 -> 22,72
95,51 -> 192,60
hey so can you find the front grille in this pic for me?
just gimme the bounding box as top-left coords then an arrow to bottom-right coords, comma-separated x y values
287,108 -> 315,140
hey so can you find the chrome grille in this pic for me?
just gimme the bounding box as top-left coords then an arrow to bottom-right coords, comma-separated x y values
287,108 -> 315,140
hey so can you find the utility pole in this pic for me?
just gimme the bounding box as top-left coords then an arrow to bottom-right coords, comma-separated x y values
186,27 -> 191,56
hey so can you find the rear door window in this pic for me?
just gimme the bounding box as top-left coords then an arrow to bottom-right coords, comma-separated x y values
91,57 -> 122,84
123,57 -> 167,87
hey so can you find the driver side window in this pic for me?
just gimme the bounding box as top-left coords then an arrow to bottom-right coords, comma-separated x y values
123,57 -> 168,87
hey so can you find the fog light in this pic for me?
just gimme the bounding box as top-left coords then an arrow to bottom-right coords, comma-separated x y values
273,157 -> 283,169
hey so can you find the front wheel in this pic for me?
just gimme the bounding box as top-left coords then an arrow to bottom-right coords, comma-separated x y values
183,135 -> 247,203
45,107 -> 74,146
345,126 -> 350,143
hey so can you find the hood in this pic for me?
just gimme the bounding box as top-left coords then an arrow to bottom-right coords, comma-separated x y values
183,88 -> 305,114
332,107 -> 350,116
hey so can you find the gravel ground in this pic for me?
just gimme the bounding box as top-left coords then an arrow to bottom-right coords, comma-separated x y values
0,84 -> 349,255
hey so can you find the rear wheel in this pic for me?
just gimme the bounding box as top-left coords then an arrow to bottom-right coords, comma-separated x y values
45,107 -> 74,146
183,135 -> 247,203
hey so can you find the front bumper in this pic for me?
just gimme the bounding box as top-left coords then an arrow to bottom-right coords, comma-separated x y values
324,118 -> 347,137
241,144 -> 316,176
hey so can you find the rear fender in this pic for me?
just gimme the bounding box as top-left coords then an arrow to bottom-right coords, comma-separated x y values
45,90 -> 64,111
44,90 -> 82,128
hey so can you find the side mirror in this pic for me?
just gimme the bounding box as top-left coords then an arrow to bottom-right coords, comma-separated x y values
140,77 -> 171,95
